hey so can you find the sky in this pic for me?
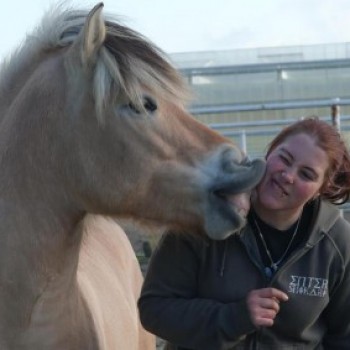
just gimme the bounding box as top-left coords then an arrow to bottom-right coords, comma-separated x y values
1,0 -> 350,59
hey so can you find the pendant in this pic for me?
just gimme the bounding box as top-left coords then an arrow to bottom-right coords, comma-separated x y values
264,266 -> 273,278
264,264 -> 278,278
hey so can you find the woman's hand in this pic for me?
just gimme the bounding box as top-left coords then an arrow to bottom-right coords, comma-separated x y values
247,288 -> 289,327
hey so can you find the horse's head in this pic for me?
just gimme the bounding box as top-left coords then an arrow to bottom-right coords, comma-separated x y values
0,3 -> 265,240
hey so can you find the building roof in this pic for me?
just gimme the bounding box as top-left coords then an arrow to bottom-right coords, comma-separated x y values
170,42 -> 350,69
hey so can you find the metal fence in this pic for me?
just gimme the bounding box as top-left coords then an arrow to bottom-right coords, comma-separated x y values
208,114 -> 350,158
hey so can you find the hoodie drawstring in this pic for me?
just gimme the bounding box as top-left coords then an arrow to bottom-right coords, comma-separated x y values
219,240 -> 228,277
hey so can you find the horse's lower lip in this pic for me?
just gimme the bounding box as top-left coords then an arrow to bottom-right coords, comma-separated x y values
205,191 -> 251,240
228,195 -> 249,218
215,191 -> 250,218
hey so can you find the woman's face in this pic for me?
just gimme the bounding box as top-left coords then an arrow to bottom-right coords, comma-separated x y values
256,133 -> 330,213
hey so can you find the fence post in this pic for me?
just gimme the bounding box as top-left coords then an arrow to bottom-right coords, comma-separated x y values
240,130 -> 247,154
331,103 -> 340,131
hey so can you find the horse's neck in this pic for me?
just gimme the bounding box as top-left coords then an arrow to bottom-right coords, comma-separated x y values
78,215 -> 156,350
0,50 -> 51,123
0,206 -> 98,349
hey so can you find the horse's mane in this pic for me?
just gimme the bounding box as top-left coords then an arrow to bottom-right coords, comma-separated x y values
0,4 -> 190,118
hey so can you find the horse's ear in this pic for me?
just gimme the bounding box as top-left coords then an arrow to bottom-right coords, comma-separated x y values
69,2 -> 106,68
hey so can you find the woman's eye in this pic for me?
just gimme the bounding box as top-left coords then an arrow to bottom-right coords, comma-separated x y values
280,155 -> 290,164
300,170 -> 315,181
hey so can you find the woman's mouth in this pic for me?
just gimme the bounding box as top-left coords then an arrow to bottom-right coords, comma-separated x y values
272,179 -> 288,197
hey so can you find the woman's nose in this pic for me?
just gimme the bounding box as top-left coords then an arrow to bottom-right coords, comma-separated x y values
281,170 -> 294,184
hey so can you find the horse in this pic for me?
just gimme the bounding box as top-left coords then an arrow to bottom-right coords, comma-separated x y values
0,3 -> 265,349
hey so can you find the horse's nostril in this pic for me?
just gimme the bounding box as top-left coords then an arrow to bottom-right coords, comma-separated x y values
220,146 -> 243,173
222,159 -> 240,173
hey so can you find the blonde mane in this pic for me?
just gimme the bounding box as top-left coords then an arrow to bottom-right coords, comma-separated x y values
0,4 -> 190,121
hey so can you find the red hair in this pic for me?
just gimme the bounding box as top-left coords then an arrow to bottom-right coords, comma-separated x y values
266,116 -> 350,204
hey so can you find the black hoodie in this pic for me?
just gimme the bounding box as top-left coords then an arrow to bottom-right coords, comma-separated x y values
138,200 -> 350,349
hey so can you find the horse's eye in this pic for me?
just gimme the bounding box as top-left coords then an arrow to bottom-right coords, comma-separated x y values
144,97 -> 157,112
127,97 -> 157,114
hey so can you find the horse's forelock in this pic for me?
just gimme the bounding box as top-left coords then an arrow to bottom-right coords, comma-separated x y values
55,8 -> 192,117
102,22 -> 191,106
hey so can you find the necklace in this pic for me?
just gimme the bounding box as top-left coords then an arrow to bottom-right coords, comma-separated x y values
253,215 -> 301,278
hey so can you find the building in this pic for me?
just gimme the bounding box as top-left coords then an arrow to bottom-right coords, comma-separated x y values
170,42 -> 350,158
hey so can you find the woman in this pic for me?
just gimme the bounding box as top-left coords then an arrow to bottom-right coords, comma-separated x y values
138,117 -> 350,349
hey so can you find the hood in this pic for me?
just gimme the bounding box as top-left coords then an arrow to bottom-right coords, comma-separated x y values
218,199 -> 341,277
